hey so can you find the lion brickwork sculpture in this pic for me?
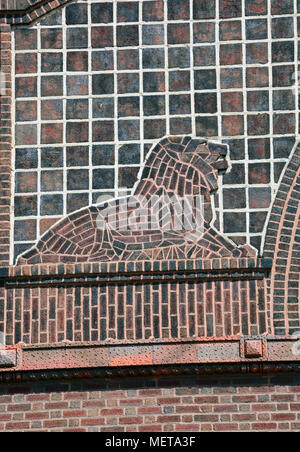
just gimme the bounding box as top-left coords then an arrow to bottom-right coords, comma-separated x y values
18,136 -> 256,265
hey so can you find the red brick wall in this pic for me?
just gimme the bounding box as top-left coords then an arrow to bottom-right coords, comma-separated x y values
1,375 -> 300,432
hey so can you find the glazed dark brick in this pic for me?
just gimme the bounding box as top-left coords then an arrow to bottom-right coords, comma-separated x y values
220,68 -> 243,89
15,148 -> 38,170
196,116 -> 218,137
272,65 -> 294,87
193,46 -> 215,67
144,119 -> 166,139
169,117 -> 192,135
248,138 -> 270,159
220,21 -> 242,41
223,163 -> 245,184
143,48 -> 165,69
67,169 -> 89,191
118,97 -> 140,117
117,1 -> 139,22
193,0 -> 216,19
92,121 -> 115,142
143,95 -> 166,116
224,212 -> 246,233
194,69 -> 216,90
169,71 -> 190,91
248,162 -> 270,184
15,77 -> 37,98
117,25 -> 139,46
91,2 -> 113,23
41,76 -> 63,97
272,18 -> 294,39
119,167 -> 140,188
246,43 -> 268,65
67,193 -> 89,214
168,47 -> 190,68
246,67 -> 269,88
169,94 -> 191,115
93,98 -> 114,118
118,73 -> 139,94
41,170 -> 64,192
92,145 -> 115,166
14,219 -> 37,242
220,44 -> 242,66
220,0 -> 242,18
118,119 -> 140,141
15,124 -> 37,146
249,187 -> 271,209
143,1 -> 164,21
195,93 -> 217,114
41,53 -> 63,73
67,28 -> 88,49
222,115 -> 244,136
223,188 -> 246,209
246,19 -> 268,40
92,74 -> 114,95
142,25 -> 164,45
14,244 -> 34,263
14,195 -> 37,217
272,42 -> 294,63
247,114 -> 270,136
16,100 -> 37,122
67,99 -> 89,120
249,211 -> 268,234
247,91 -> 269,112
66,3 -> 87,24
66,122 -> 89,143
273,137 -> 295,158
67,52 -> 88,72
67,146 -> 89,167
41,148 -> 63,168
193,22 -> 215,43
271,0 -> 294,15
39,8 -> 62,25
273,90 -> 295,111
223,139 -> 245,160
273,113 -> 295,135
15,171 -> 37,193
167,23 -> 190,45
41,124 -> 63,144
41,28 -> 63,49
15,53 -> 37,74
117,49 -> 139,70
15,28 -> 37,50
246,0 -> 267,16
274,162 -> 286,182
168,0 -> 189,20
119,144 -> 141,165
41,100 -> 63,121
93,168 -> 115,189
221,92 -> 243,112
143,72 -> 165,92
92,26 -> 114,48
40,194 -> 64,216
92,50 -> 114,71
67,75 -> 89,96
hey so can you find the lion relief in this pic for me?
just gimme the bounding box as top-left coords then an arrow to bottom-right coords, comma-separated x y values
18,136 -> 256,265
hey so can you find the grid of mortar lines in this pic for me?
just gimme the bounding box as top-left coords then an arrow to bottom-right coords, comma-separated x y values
11,0 -> 300,264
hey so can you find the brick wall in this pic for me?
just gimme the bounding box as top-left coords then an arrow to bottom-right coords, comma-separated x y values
0,375 -> 300,432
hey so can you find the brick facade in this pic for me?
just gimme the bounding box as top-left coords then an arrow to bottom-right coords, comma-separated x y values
0,0 -> 300,433
0,375 -> 300,432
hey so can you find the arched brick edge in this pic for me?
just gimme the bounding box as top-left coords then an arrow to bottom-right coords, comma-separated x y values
0,0 -> 72,25
263,142 -> 300,336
